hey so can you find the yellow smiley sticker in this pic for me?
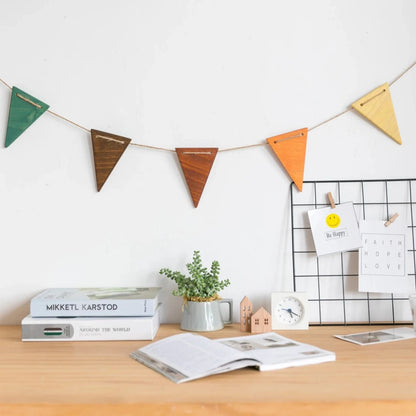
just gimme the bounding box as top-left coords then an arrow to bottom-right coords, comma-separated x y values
326,213 -> 341,228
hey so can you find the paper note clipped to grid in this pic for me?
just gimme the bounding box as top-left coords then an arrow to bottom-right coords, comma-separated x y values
307,202 -> 362,257
358,219 -> 414,294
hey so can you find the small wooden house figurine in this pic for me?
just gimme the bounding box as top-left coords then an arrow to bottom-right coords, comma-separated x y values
240,296 -> 253,332
250,307 -> 272,334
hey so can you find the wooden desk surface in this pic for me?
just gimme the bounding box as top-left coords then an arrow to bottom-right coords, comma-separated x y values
1,324 -> 416,415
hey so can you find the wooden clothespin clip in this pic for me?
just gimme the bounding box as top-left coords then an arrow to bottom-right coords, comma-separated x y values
384,213 -> 399,227
327,192 -> 335,209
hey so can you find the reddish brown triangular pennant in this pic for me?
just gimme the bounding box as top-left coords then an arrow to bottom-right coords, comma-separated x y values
267,128 -> 308,191
176,148 -> 218,207
91,129 -> 131,191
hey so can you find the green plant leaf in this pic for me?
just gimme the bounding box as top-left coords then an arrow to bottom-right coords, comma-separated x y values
159,251 -> 231,300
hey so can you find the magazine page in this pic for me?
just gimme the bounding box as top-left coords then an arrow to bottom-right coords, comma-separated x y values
217,332 -> 336,371
334,327 -> 416,346
130,333 -> 257,383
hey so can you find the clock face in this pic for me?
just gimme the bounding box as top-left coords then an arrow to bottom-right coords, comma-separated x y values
271,292 -> 309,330
276,296 -> 304,325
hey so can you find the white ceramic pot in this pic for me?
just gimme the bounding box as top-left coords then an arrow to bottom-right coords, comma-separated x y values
180,299 -> 233,331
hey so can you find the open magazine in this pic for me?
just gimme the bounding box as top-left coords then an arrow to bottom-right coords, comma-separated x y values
130,332 -> 336,383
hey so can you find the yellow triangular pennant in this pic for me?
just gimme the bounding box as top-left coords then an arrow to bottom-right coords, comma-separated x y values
352,83 -> 401,145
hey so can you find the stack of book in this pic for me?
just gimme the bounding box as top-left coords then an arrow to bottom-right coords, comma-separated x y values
21,287 -> 161,341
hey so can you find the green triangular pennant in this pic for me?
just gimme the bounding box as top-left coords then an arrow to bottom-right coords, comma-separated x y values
5,86 -> 50,147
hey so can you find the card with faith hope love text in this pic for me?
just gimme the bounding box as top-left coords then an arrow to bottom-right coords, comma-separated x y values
358,219 -> 414,294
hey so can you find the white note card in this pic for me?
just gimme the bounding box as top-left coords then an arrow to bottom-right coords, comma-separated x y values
307,202 -> 362,256
358,219 -> 413,294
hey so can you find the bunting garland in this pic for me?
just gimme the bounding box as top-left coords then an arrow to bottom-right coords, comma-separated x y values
0,60 -> 415,207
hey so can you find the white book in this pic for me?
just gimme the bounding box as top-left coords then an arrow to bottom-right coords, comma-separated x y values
130,332 -> 335,383
30,287 -> 161,317
22,304 -> 161,341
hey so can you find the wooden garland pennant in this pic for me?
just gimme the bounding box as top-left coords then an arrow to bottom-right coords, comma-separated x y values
267,128 -> 308,191
175,148 -> 218,207
5,86 -> 49,147
91,129 -> 131,191
352,83 -> 402,145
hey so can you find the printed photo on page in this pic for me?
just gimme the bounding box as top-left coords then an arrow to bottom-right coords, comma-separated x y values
334,327 -> 416,346
307,202 -> 362,256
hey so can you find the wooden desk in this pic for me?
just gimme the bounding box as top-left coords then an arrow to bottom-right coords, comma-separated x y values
1,324 -> 416,415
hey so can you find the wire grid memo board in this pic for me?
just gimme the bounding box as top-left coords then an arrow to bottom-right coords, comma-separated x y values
290,179 -> 416,325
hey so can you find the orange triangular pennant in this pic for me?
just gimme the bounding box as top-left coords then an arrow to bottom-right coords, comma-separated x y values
352,83 -> 401,144
176,148 -> 218,207
91,129 -> 131,191
267,128 -> 308,191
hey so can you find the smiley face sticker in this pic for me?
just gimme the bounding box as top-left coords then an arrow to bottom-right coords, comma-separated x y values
326,213 -> 341,228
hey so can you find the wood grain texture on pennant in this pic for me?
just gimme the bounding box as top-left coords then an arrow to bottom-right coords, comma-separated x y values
175,148 -> 218,207
91,129 -> 131,191
352,83 -> 402,145
267,128 -> 308,191
5,87 -> 49,147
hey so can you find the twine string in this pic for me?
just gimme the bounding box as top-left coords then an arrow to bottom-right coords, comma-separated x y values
129,142 -> 175,152
46,109 -> 90,133
182,151 -> 213,155
309,108 -> 352,132
359,89 -> 387,107
0,59 -> 415,152
96,135 -> 126,145
390,61 -> 416,86
16,93 -> 42,109
273,132 -> 304,144
219,142 -> 267,153
0,76 -> 12,90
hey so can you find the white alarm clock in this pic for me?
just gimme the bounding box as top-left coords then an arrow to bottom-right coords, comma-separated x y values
271,292 -> 309,330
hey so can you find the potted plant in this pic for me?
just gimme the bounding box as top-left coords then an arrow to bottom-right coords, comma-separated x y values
160,251 -> 233,331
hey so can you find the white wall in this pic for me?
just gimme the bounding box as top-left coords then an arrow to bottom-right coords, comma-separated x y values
0,0 -> 415,324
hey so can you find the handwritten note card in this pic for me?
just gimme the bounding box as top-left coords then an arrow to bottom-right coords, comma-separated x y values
307,202 -> 362,257
358,219 -> 413,294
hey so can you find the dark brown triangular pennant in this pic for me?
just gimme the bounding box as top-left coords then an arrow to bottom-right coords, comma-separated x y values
91,129 -> 131,191
176,148 -> 218,207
